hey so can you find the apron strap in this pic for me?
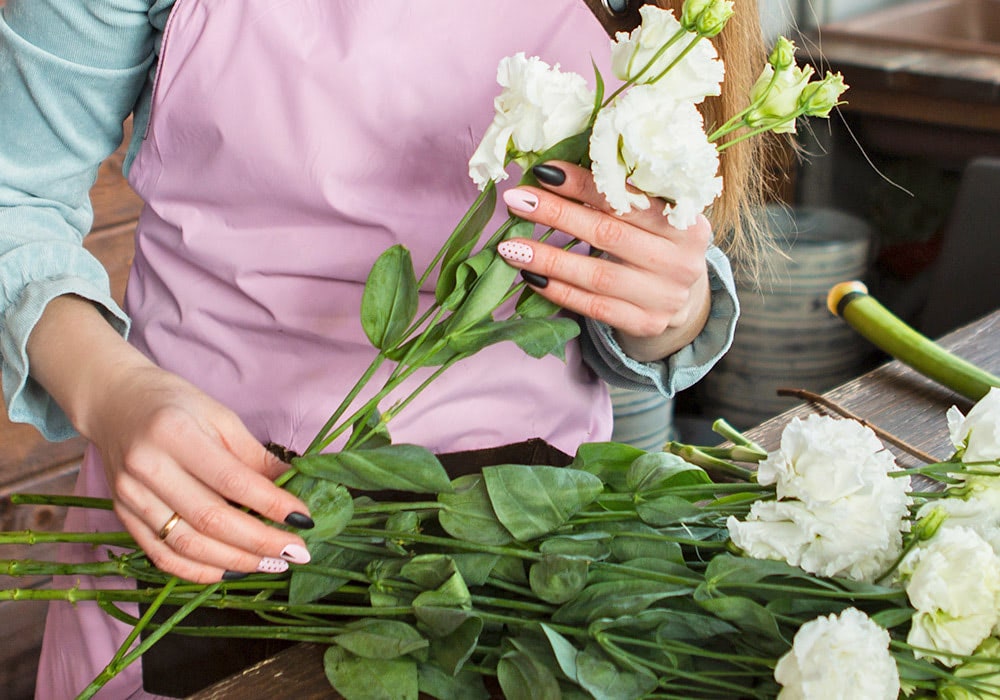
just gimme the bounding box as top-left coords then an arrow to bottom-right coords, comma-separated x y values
581,0 -> 655,36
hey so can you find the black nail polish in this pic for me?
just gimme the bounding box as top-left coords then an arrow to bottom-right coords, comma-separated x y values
521,271 -> 550,289
284,512 -> 315,530
532,164 -> 566,186
222,570 -> 249,581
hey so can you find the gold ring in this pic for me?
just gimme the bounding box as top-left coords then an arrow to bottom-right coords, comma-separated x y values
157,512 -> 182,540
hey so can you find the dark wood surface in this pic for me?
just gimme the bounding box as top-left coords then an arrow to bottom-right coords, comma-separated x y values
190,308 -> 1000,698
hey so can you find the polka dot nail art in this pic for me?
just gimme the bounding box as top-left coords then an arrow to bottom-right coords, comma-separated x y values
497,240 -> 534,264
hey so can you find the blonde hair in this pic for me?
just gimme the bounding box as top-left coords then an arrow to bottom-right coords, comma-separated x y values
657,0 -> 784,278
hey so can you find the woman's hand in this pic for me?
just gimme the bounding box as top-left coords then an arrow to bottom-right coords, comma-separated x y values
27,296 -> 313,584
496,161 -> 713,363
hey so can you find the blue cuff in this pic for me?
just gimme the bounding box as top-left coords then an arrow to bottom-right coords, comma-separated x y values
1,238 -> 130,441
580,245 -> 739,397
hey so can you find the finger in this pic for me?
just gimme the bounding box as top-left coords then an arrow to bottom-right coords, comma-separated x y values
163,411 -> 315,532
529,161 -> 678,237
115,445 -> 312,567
119,502 -> 289,584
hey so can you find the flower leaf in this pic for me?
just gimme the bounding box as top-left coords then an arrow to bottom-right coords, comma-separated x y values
695,595 -> 784,641
515,285 -> 561,319
429,616 -> 484,675
575,643 -> 658,700
571,442 -> 647,494
449,317 -> 580,361
333,619 -> 428,660
497,649 -> 562,700
482,464 -> 603,541
301,481 -> 354,543
435,182 -> 497,307
360,244 -> 418,350
324,645 -> 418,700
626,451 -> 712,494
289,542 -> 371,606
529,554 -> 589,604
417,663 -> 490,700
444,250 -> 519,332
635,495 -> 704,526
438,474 -> 513,545
293,445 -> 453,494
553,578 -> 693,625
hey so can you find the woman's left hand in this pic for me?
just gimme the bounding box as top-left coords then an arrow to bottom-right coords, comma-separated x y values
496,161 -> 713,363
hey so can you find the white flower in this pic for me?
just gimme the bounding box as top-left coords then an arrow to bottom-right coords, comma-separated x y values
468,53 -> 594,189
589,85 -> 722,229
947,387 -> 1000,465
610,5 -> 724,102
756,415 -> 904,509
746,62 -> 815,134
728,415 -> 911,581
727,475 -> 908,582
774,608 -> 899,700
901,527 -> 1000,665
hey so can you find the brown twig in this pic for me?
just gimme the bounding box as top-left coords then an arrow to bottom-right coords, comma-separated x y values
776,388 -> 941,465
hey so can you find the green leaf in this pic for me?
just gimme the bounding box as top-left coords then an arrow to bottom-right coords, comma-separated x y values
418,663 -> 490,700
449,552 -> 502,587
361,244 -> 419,350
575,643 -> 657,700
438,474 -> 513,545
570,442 -> 646,493
346,409 -> 392,450
871,607 -> 914,629
605,523 -> 685,564
490,555 -> 528,585
653,610 -> 740,642
449,317 -> 580,361
539,532 -> 613,561
293,444 -> 453,494
429,616 -> 484,675
515,286 -> 561,319
695,595 -> 784,640
529,555 -> 589,604
300,481 -> 353,544
483,464 -> 603,541
553,578 -> 694,625
703,554 -> 820,590
444,250 -> 519,333
384,322 -> 459,367
324,645 -> 418,700
635,495 -> 703,527
333,619 -> 428,660
401,554 -> 459,590
497,649 -> 562,700
521,131 -> 594,182
626,452 -> 712,494
435,182 -> 497,307
288,543 -> 370,605
541,624 -> 580,682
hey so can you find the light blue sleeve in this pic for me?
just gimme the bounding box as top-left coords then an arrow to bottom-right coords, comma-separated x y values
0,1 -> 161,440
580,244 -> 739,397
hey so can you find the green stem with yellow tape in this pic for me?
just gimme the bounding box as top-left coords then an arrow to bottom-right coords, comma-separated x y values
828,281 -> 1000,402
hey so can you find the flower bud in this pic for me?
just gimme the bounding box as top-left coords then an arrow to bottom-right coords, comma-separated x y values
913,505 -> 948,542
681,0 -> 735,37
746,62 -> 815,134
799,71 -> 849,118
768,36 -> 797,71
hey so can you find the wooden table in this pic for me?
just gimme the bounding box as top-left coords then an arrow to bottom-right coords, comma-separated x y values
191,309 -> 1000,699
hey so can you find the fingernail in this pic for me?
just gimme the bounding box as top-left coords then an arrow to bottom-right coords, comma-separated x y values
257,557 -> 289,574
532,164 -> 566,186
503,188 -> 538,213
222,570 -> 249,581
284,512 -> 315,529
280,543 -> 311,565
521,271 -> 550,289
497,240 -> 534,264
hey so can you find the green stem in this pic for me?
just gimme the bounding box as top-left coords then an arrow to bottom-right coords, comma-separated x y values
342,527 -> 541,561
0,530 -> 135,546
711,419 -> 766,456
9,493 -> 114,510
829,281 -> 1000,401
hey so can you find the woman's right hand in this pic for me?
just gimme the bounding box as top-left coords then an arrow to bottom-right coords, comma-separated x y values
27,295 -> 313,583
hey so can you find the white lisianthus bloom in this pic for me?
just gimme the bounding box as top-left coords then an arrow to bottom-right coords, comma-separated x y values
727,472 -> 909,581
901,527 -> 1000,665
947,387 -> 1000,465
756,415 -> 905,509
610,5 -> 725,103
728,415 -> 911,581
774,608 -> 899,700
590,85 -> 722,230
746,61 -> 815,134
468,53 -> 594,189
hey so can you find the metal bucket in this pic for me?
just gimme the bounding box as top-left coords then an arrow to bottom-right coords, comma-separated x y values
700,206 -> 873,429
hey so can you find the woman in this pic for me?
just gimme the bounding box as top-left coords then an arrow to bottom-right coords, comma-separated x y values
0,0 -> 771,696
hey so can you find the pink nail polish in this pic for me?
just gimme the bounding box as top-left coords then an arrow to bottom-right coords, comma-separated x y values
497,240 -> 534,264
257,557 -> 289,574
503,188 -> 538,213
280,543 -> 311,565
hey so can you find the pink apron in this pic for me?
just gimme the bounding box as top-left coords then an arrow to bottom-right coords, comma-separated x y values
37,1 -> 613,697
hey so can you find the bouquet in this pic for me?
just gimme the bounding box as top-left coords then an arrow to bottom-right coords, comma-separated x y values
23,2 -> 991,699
